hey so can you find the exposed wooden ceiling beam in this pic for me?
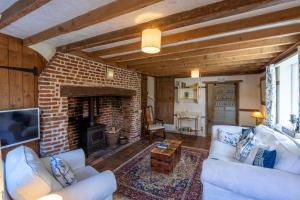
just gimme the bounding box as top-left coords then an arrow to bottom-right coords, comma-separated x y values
139,63 -> 266,74
135,61 -> 269,73
150,67 -> 266,77
128,53 -> 279,71
126,46 -> 288,69
108,36 -> 299,65
97,24 -> 300,64
90,6 -> 300,58
266,40 -> 300,65
0,0 -> 51,29
59,0 -> 293,52
24,0 -> 162,46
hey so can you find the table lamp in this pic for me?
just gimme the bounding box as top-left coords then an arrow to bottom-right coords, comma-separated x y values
251,111 -> 264,125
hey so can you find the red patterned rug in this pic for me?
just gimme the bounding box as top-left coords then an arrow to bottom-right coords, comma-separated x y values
114,143 -> 209,200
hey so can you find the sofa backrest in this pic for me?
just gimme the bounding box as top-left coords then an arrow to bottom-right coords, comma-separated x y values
211,125 -> 244,140
255,125 -> 300,156
5,146 -> 62,200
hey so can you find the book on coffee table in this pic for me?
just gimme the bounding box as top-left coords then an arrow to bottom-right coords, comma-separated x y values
156,142 -> 169,149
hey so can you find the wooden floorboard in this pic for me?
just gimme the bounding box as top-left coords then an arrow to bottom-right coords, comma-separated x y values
92,132 -> 211,172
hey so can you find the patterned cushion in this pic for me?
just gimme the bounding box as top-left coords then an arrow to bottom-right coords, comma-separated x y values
217,129 -> 241,147
240,128 -> 255,141
49,156 -> 77,187
235,134 -> 255,162
253,148 -> 277,168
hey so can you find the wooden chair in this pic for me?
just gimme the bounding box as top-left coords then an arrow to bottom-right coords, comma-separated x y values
143,106 -> 166,142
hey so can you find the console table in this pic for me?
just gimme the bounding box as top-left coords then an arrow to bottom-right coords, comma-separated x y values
177,116 -> 198,135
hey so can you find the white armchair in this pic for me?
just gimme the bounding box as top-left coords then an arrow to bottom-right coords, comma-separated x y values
4,146 -> 117,200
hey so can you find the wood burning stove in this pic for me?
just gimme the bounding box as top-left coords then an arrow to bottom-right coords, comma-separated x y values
80,97 -> 107,156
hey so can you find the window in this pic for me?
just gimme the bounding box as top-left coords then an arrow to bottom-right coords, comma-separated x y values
275,53 -> 299,126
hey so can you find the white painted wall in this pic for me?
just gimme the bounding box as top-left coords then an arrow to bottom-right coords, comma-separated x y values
164,74 -> 261,136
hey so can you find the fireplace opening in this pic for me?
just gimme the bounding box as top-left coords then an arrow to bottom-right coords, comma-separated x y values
68,96 -> 131,161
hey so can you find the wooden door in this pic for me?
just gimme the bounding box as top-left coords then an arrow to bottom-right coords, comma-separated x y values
155,77 -> 174,124
141,75 -> 148,108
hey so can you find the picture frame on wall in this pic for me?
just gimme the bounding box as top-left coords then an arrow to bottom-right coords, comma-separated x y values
260,76 -> 266,105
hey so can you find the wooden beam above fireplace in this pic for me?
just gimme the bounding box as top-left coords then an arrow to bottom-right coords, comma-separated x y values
60,85 -> 136,97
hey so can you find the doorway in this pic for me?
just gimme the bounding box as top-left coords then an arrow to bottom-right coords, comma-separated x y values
205,81 -> 239,134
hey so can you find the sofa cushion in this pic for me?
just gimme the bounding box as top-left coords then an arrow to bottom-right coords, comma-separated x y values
217,129 -> 241,147
235,133 -> 255,162
5,146 -> 62,200
209,140 -> 236,162
240,128 -> 255,141
253,148 -> 277,168
254,125 -> 279,146
274,144 -> 300,174
49,156 -> 78,187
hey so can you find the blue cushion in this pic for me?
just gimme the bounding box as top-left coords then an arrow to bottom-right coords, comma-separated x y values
253,148 -> 277,168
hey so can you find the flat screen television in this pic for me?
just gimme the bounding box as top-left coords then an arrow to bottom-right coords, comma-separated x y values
0,108 -> 40,149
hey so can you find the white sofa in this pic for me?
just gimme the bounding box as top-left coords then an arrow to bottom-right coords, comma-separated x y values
201,125 -> 300,200
4,146 -> 117,200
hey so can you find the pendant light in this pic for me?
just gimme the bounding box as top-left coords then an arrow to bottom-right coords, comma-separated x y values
141,28 -> 161,54
191,69 -> 200,78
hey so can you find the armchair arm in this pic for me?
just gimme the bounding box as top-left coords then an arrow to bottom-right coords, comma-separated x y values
201,159 -> 300,200
41,149 -> 86,172
49,170 -> 117,200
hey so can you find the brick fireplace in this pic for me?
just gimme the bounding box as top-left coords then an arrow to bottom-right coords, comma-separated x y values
38,52 -> 141,156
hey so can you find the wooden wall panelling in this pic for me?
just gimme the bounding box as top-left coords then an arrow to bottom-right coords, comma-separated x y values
8,37 -> 23,109
0,69 -> 9,110
0,33 -> 45,157
141,75 -> 148,108
9,70 -> 24,109
0,34 -> 9,110
155,77 -> 174,124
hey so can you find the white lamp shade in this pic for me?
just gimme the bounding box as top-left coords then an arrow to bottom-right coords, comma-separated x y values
191,69 -> 200,78
37,194 -> 63,200
141,28 -> 161,54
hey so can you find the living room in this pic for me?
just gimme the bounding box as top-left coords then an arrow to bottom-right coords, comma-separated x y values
0,0 -> 300,200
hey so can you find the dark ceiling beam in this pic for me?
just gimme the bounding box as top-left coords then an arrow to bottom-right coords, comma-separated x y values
23,0 -> 163,46
91,5 -> 300,58
0,0 -> 51,29
58,0 -> 293,52
266,40 -> 300,65
109,36 -> 299,65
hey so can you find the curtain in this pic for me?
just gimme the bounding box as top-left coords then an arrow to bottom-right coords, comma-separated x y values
298,46 -> 300,122
266,64 -> 276,128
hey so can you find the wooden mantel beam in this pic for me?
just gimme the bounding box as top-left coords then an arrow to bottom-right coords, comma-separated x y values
24,0 -> 162,46
0,0 -> 51,29
60,86 -> 136,98
58,0 -> 293,52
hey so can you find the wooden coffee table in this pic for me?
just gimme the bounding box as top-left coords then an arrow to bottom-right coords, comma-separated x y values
150,139 -> 182,174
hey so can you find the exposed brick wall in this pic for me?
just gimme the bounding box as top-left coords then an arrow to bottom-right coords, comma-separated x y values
67,96 -> 131,150
38,52 -> 141,156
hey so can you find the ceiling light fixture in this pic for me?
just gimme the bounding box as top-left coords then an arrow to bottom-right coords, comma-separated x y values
141,28 -> 161,54
191,69 -> 200,78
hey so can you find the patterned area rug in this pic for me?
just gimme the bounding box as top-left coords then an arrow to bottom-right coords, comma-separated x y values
114,143 -> 209,200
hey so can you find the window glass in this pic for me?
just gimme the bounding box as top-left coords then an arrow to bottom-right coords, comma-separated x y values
275,54 -> 299,126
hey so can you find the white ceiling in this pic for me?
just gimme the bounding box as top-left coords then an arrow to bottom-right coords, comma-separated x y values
0,0 -> 299,53
0,0 -> 17,13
